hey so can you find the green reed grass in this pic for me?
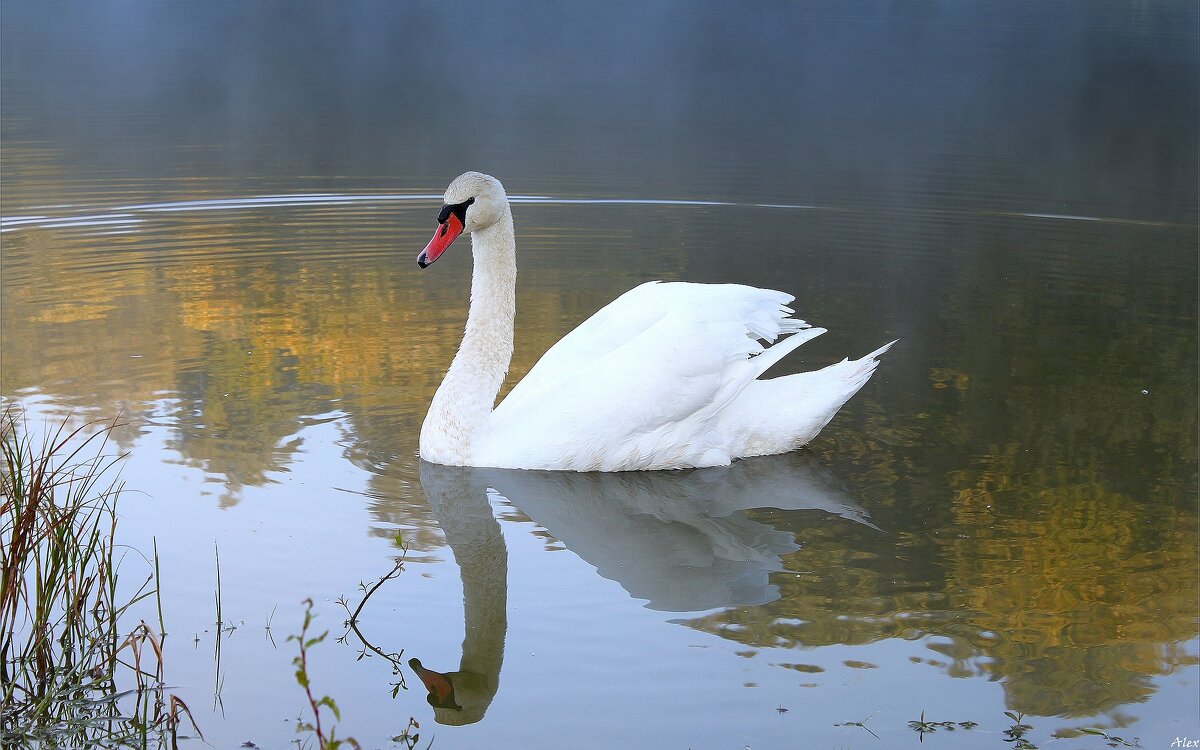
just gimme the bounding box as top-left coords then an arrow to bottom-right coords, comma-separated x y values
0,408 -> 199,748
290,598 -> 359,750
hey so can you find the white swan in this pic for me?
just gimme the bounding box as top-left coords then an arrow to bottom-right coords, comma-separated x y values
417,171 -> 894,472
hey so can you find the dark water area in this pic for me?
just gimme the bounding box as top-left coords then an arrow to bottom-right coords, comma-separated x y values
2,2 -> 1197,748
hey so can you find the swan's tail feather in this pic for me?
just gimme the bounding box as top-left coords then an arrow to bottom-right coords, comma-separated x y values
861,339 -> 898,363
835,339 -> 898,392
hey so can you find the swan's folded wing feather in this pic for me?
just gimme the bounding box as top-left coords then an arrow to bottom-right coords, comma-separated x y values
493,281 -> 807,424
479,282 -> 814,470
494,281 -> 669,420
479,314 -> 740,469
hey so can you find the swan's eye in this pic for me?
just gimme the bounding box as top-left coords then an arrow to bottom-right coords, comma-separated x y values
438,196 -> 476,226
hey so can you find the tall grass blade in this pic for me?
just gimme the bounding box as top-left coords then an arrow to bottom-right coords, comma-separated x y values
0,409 -> 197,749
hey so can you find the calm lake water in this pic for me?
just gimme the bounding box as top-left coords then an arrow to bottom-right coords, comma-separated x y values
2,2 -> 1197,748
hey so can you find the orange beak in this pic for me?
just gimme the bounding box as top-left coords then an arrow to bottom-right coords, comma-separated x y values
417,213 -> 464,268
408,658 -> 461,709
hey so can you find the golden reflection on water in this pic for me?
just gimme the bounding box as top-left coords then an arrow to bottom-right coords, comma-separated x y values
681,466 -> 1197,717
1,206 -> 599,486
1,194 -> 1196,722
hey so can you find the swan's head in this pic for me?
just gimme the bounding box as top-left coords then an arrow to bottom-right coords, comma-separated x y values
418,172 -> 508,268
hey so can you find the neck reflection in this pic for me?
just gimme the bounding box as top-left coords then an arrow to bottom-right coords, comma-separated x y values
411,462 -> 508,726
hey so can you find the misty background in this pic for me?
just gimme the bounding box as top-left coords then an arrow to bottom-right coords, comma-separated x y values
2,0 -> 1196,221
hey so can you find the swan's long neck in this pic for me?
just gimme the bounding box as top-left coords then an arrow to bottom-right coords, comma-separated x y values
421,208 -> 516,464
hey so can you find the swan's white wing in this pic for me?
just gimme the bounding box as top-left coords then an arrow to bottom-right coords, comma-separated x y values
478,282 -> 820,470
495,282 -> 808,418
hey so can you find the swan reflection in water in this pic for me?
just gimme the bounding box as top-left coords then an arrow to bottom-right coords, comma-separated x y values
407,452 -> 877,724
